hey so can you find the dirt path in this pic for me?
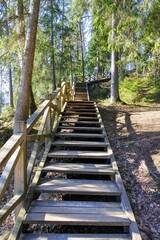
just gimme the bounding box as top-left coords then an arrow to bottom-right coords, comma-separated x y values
99,104 -> 160,240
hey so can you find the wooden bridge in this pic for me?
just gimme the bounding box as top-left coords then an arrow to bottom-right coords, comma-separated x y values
0,81 -> 142,239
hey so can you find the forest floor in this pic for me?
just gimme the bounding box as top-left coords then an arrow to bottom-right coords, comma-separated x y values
99,103 -> 160,240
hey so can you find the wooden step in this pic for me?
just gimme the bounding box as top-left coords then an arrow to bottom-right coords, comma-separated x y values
63,112 -> 97,116
58,126 -> 101,131
23,211 -> 129,226
42,163 -> 115,175
65,109 -> 96,113
61,116 -> 99,120
35,179 -> 120,196
24,201 -> 128,226
55,133 -> 105,138
66,106 -> 96,110
67,101 -> 94,103
20,233 -> 131,240
74,98 -> 88,101
52,140 -> 107,148
60,121 -> 100,125
67,103 -> 95,106
58,125 -> 102,129
48,150 -> 112,159
30,200 -> 121,208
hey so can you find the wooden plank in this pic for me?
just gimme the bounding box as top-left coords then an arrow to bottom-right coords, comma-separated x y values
48,150 -> 112,159
27,100 -> 50,133
42,163 -> 115,175
64,109 -> 97,113
67,101 -> 94,104
61,116 -> 99,120
20,233 -> 131,240
66,105 -> 95,108
35,179 -> 120,196
28,203 -> 123,214
55,133 -> 105,138
60,121 -> 100,125
28,206 -> 123,215
58,126 -> 102,131
32,200 -> 121,208
52,140 -> 107,148
0,146 -> 22,202
62,112 -> 97,116
0,133 -> 23,170
0,193 -> 23,225
23,211 -> 129,226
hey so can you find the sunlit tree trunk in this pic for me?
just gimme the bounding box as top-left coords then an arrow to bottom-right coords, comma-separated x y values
14,0 -> 40,123
110,12 -> 120,103
50,0 -> 56,90
17,0 -> 37,114
9,65 -> 14,108
79,21 -> 85,82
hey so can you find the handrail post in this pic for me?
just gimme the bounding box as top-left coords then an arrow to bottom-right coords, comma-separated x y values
45,106 -> 51,148
14,121 -> 27,219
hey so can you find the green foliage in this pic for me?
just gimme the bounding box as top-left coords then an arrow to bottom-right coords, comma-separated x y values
119,76 -> 160,104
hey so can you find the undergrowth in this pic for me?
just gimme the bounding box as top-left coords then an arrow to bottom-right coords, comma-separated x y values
89,76 -> 160,105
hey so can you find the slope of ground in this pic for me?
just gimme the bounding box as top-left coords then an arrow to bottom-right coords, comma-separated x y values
99,103 -> 160,240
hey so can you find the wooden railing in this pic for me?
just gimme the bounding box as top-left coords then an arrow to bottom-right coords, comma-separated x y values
0,81 -> 73,225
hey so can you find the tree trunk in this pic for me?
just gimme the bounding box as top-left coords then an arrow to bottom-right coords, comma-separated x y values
14,0 -> 40,123
110,12 -> 120,103
17,0 -> 25,71
79,21 -> 85,82
9,65 -> 14,108
30,86 -> 37,114
50,2 -> 56,90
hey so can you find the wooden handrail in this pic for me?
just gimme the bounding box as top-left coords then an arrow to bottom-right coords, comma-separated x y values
0,80 -> 73,225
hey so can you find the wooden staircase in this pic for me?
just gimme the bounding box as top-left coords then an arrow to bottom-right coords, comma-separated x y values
13,83 -> 141,239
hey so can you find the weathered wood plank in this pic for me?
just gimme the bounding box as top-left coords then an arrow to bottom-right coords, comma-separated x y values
0,133 -> 23,170
42,163 -> 115,175
62,112 -> 97,116
52,140 -> 107,148
61,116 -> 99,120
60,121 -> 100,125
0,193 -> 23,225
35,179 -> 120,196
66,105 -> 95,109
28,206 -> 123,215
48,150 -> 111,158
55,133 -> 104,138
48,150 -> 112,159
32,200 -> 121,208
0,147 -> 22,202
20,233 -> 131,240
27,100 -> 50,133
23,212 -> 129,226
58,126 -> 102,131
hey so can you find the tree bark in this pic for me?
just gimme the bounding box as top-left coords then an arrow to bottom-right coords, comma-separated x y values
17,0 -> 25,71
14,0 -> 40,123
110,12 -> 120,103
29,86 -> 37,114
50,1 -> 56,90
9,65 -> 14,108
79,21 -> 85,82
